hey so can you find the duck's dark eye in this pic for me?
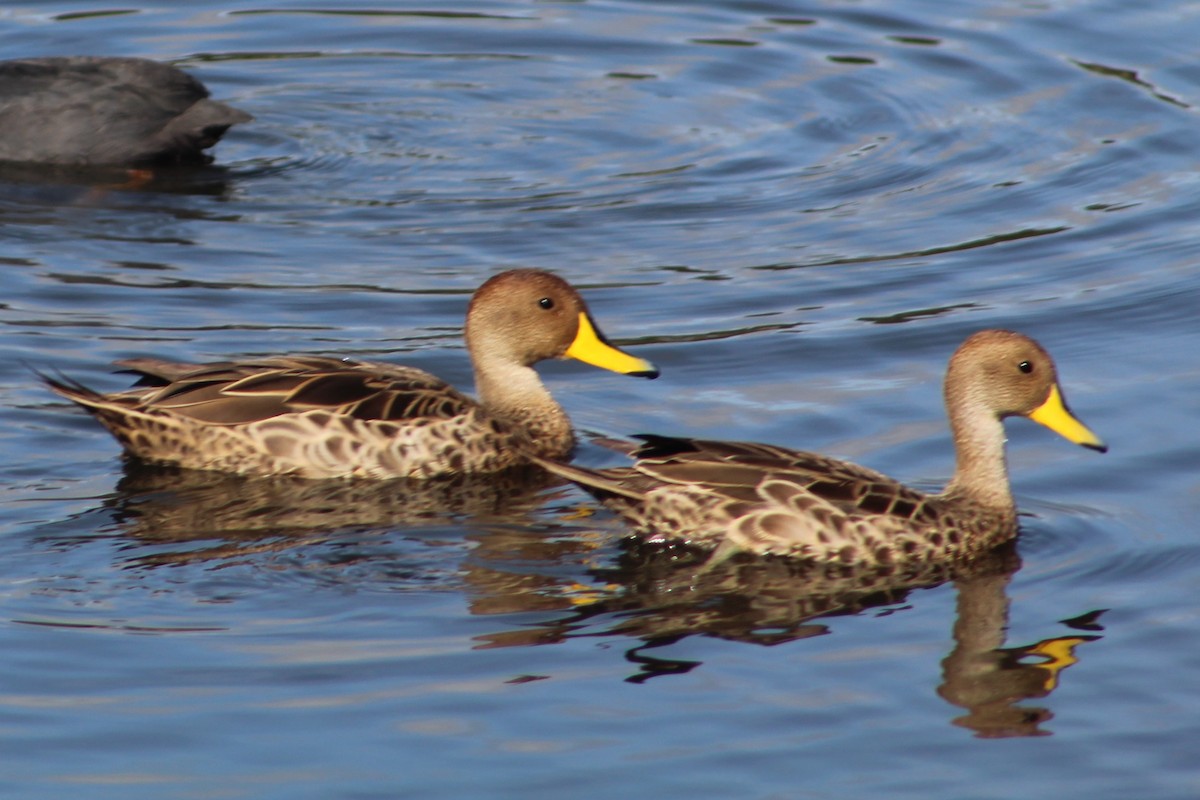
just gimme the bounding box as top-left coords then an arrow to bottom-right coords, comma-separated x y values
1018,360 -> 1033,374
538,297 -> 554,310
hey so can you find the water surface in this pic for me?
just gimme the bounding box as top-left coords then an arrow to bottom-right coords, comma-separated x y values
2,1 -> 1199,798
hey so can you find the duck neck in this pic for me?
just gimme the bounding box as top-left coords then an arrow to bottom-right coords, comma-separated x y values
940,397 -> 1016,515
473,360 -> 575,457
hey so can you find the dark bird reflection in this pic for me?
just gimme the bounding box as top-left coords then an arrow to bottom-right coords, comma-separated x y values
473,535 -> 1104,738
0,160 -> 243,206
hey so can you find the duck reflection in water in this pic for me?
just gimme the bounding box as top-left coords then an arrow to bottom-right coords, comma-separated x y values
64,458 -> 1104,738
473,536 -> 1103,739
94,458 -> 565,568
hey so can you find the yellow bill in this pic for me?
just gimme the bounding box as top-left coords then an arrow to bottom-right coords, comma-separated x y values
564,312 -> 659,379
1028,384 -> 1107,452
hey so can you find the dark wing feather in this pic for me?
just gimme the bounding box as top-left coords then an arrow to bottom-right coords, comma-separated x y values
628,434 -> 936,522
125,356 -> 476,426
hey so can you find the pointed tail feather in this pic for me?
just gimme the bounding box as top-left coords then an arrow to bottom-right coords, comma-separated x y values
36,368 -> 105,406
36,368 -> 141,420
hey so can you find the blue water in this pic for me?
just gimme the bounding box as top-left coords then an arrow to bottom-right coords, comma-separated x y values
2,0 -> 1199,797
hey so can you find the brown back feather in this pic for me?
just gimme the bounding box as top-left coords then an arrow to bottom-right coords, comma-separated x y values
123,356 -> 477,426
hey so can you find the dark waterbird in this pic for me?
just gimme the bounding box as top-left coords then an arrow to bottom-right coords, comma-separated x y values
0,56 -> 251,166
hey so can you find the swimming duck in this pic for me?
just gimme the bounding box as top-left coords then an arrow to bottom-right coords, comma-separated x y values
45,269 -> 659,479
532,330 -> 1105,565
0,56 -> 251,165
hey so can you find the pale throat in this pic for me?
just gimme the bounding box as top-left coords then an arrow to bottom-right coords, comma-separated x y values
942,400 -> 1015,512
473,359 -> 573,444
